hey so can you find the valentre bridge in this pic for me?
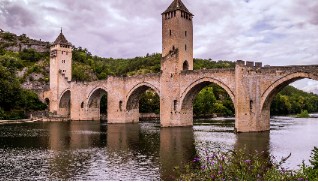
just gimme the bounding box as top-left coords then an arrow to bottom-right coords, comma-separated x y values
44,0 -> 318,132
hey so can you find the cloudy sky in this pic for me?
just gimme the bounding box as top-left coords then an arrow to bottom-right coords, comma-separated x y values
1,0 -> 318,91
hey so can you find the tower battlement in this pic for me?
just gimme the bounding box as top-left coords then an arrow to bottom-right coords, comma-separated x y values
161,0 -> 194,73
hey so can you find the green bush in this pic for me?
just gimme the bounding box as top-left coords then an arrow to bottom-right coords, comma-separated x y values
0,64 -> 46,119
310,147 -> 318,169
19,49 -> 42,62
179,148 -> 318,181
297,110 -> 310,118
1,32 -> 16,41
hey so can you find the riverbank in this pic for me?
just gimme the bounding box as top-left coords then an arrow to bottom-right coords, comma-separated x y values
0,117 -> 69,125
0,118 -> 44,125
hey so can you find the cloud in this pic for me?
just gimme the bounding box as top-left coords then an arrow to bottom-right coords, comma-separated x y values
0,0 -> 317,66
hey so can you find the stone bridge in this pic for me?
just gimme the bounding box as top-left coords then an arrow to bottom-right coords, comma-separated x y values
43,0 -> 318,132
45,59 -> 318,132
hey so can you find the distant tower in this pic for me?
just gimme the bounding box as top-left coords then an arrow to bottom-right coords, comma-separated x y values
50,29 -> 72,90
49,30 -> 72,114
162,0 -> 194,73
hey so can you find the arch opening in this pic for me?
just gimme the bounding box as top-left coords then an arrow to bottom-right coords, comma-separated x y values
87,88 -> 108,121
45,98 -> 50,110
183,60 -> 189,71
262,75 -> 318,118
181,81 -> 235,121
126,84 -> 160,122
59,90 -> 71,117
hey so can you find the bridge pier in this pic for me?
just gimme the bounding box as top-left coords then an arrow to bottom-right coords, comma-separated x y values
235,61 -> 270,132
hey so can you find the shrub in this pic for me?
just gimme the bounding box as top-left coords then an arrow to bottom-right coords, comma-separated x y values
297,110 -> 310,118
179,148 -> 313,181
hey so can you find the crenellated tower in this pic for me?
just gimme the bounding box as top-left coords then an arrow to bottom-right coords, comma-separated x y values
49,30 -> 72,114
161,0 -> 194,73
160,0 -> 194,127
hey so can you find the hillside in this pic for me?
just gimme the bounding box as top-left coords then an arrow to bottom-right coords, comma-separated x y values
0,30 -> 318,119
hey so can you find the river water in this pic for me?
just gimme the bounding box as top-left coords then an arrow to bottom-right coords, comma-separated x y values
0,117 -> 317,180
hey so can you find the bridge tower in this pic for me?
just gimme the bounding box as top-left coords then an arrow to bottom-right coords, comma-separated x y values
161,0 -> 194,73
49,30 -> 72,114
160,0 -> 194,127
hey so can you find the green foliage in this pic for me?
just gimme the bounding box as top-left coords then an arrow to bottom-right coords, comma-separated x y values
72,62 -> 94,81
194,59 -> 235,70
0,64 -> 22,111
100,95 -> 107,114
310,147 -> 318,169
1,32 -> 16,41
179,148 -> 317,181
0,64 -> 46,120
72,47 -> 162,80
194,87 -> 216,117
194,84 -> 234,117
0,48 -> 5,56
139,90 -> 160,114
19,49 -> 43,62
297,110 -> 310,118
271,86 -> 318,116
0,53 -> 24,70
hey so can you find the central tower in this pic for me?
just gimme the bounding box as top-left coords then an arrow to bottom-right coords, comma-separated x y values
160,0 -> 194,127
161,0 -> 194,73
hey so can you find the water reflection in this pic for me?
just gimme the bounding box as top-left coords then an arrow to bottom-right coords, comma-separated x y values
0,118 -> 317,180
235,132 -> 270,154
160,127 -> 196,180
47,122 -> 105,150
47,122 -> 104,180
107,124 -> 140,152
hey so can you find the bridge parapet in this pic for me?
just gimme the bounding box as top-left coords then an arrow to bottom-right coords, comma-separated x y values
181,68 -> 235,75
120,73 -> 161,81
236,60 -> 263,68
258,65 -> 318,75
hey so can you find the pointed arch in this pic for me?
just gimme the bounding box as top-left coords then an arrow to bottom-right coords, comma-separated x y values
126,82 -> 160,111
87,87 -> 108,109
261,72 -> 318,112
180,77 -> 235,110
59,89 -> 71,116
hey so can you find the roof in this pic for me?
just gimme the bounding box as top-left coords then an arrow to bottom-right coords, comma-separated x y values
162,0 -> 193,16
53,30 -> 71,46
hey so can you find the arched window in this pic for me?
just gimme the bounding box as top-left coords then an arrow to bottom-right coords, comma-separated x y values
119,101 -> 123,111
183,60 -> 189,71
45,98 -> 50,111
81,102 -> 84,108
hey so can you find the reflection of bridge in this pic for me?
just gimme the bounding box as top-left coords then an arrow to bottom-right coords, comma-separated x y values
44,0 -> 318,132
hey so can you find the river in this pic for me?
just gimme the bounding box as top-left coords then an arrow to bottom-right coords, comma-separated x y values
0,117 -> 317,180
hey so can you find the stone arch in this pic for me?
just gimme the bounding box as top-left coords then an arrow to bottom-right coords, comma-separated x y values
183,60 -> 189,71
180,77 -> 235,110
261,72 -> 318,112
59,89 -> 71,116
87,87 -> 108,109
126,82 -> 160,111
86,87 -> 108,121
